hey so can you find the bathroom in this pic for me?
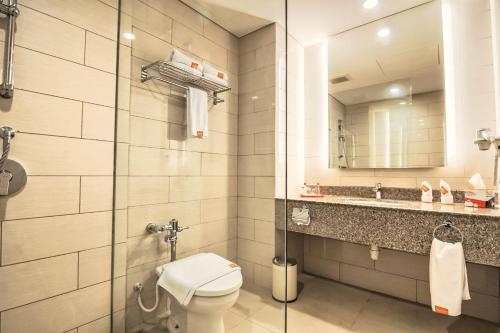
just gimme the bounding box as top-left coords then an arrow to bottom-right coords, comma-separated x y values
0,0 -> 498,332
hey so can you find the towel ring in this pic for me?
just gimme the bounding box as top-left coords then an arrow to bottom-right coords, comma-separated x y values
432,219 -> 464,243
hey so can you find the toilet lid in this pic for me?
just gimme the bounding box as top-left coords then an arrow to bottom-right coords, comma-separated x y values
155,254 -> 243,298
195,269 -> 242,297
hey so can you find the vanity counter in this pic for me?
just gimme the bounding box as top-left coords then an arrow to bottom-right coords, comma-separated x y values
276,196 -> 500,267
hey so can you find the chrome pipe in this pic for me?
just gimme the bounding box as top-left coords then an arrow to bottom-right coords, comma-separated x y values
0,0 -> 19,99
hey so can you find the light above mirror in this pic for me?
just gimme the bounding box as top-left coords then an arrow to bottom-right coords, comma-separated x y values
377,27 -> 391,37
363,0 -> 379,9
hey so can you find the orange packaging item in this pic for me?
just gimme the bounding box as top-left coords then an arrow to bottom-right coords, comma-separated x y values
196,131 -> 204,137
217,72 -> 225,79
434,305 -> 449,316
191,62 -> 199,69
440,186 -> 449,195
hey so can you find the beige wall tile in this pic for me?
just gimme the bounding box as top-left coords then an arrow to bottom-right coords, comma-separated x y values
254,177 -> 275,198
201,197 -> 237,223
304,255 -> 340,281
239,25 -> 276,54
238,155 -> 275,177
13,46 -> 116,107
201,176 -> 238,199
238,110 -> 275,135
115,209 -> 128,244
375,249 -> 429,281
237,238 -> 274,267
113,243 -> 127,278
324,239 -> 374,269
203,18 -> 238,53
340,263 -> 416,301
254,132 -> 275,155
0,254 -> 77,311
0,176 -> 80,220
79,246 -> 112,288
201,153 -> 237,176
131,27 -> 173,62
128,176 -> 169,206
238,176 -> 255,197
113,276 -> 126,312
20,0 -> 118,40
127,234 -> 169,268
78,315 -> 110,333
238,134 -> 255,155
238,197 -> 274,222
254,220 -> 274,245
172,21 -> 227,69
130,116 -> 169,148
254,264 -> 272,289
130,0 -> 173,42
85,32 -> 116,73
1,281 -> 111,333
129,146 -> 201,176
11,5 -> 85,63
0,90 -> 82,138
208,110 -> 238,135
169,176 -> 203,202
2,211 -> 112,265
11,133 -> 113,175
256,43 -> 276,69
239,66 -> 275,94
238,218 -> 255,240
144,0 -> 204,34
82,103 -> 115,141
130,87 -> 174,122
128,201 -> 201,237
238,258 -> 255,284
80,176 -> 113,213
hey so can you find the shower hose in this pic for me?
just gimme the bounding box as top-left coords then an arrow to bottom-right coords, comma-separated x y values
137,283 -> 171,316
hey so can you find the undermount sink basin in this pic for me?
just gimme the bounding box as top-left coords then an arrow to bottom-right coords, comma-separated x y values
342,197 -> 409,208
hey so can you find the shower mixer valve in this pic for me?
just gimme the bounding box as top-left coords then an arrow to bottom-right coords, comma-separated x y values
0,126 -> 26,196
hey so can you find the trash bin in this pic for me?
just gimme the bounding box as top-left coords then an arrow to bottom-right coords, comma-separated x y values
272,256 -> 297,302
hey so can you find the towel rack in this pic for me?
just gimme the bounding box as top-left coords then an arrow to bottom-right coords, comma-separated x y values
433,219 -> 464,243
141,60 -> 231,105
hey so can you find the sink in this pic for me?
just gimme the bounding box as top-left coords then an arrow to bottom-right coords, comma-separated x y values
341,197 -> 409,208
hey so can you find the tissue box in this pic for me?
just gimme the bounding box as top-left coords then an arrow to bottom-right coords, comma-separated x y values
464,189 -> 495,208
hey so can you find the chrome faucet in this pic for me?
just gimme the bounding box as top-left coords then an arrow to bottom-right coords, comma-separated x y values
147,219 -> 189,261
373,182 -> 382,200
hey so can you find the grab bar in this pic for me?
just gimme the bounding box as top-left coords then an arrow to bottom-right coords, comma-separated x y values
0,0 -> 19,98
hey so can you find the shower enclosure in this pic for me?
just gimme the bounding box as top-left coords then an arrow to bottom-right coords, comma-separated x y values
111,1 -> 289,332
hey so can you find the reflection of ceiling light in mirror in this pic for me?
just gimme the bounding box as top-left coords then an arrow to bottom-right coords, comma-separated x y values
363,0 -> 378,9
377,28 -> 391,38
251,96 -> 258,100
399,101 -> 407,105
123,32 -> 136,40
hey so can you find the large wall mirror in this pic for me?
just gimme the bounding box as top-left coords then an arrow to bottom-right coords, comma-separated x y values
328,1 -> 446,168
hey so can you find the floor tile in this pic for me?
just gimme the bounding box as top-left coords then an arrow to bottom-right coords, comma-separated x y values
229,319 -> 274,333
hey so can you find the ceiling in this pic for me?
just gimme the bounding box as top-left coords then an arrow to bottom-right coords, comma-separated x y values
329,1 -> 444,105
182,0 -> 433,43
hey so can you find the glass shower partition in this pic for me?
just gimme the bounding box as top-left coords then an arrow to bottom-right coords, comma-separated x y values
112,1 -> 288,332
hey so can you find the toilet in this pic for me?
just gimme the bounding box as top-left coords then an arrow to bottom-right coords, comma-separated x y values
156,253 -> 243,333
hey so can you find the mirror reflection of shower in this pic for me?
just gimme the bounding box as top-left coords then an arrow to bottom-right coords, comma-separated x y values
337,119 -> 349,168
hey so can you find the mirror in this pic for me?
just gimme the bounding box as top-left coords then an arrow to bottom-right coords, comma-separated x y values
328,1 -> 446,168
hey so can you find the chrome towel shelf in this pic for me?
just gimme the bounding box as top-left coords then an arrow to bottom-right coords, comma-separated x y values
141,60 -> 231,105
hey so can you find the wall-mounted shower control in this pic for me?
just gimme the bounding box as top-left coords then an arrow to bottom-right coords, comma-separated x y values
0,126 -> 26,196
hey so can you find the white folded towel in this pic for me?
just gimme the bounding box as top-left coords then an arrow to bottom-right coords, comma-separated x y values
170,48 -> 203,73
157,253 -> 240,306
203,62 -> 229,85
440,179 -> 454,205
169,61 -> 202,77
187,87 -> 208,138
429,238 -> 470,316
292,207 -> 310,226
204,72 -> 229,87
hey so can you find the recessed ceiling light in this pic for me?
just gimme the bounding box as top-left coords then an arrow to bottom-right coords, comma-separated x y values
377,27 -> 391,38
123,32 -> 136,40
363,0 -> 379,9
389,87 -> 400,95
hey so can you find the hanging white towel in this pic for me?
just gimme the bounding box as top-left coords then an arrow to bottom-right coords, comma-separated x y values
429,238 -> 470,316
157,253 -> 240,306
187,87 -> 208,138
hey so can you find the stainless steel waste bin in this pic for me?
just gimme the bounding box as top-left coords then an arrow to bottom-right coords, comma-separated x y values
272,257 -> 297,302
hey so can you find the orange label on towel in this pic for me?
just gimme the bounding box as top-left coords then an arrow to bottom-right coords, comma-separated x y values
422,185 -> 430,192
191,62 -> 199,69
228,263 -> 239,268
440,186 -> 448,195
196,131 -> 204,137
434,306 -> 448,315
217,72 -> 225,79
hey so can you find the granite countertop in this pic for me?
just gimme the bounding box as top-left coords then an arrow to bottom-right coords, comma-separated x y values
287,195 -> 500,218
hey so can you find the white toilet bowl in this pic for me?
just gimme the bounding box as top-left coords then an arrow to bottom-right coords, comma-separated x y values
156,254 -> 243,333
